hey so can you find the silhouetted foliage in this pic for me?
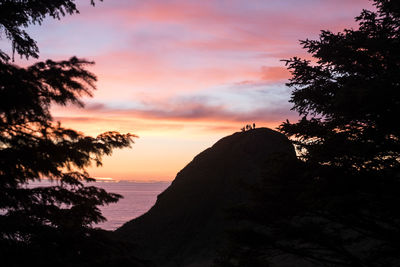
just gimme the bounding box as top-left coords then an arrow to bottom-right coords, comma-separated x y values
216,155 -> 400,267
0,1 -> 141,266
216,0 -> 400,266
0,0 -> 101,61
279,0 -> 400,175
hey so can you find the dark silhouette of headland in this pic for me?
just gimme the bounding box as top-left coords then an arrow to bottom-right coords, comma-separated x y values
116,128 -> 295,266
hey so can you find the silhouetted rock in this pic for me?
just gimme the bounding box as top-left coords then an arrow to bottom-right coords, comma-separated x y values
116,128 -> 296,266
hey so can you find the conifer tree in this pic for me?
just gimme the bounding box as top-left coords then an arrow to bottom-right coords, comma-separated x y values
0,1 -> 139,265
279,0 -> 400,176
216,1 -> 400,266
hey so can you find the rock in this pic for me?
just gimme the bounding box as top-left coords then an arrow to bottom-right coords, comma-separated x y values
115,128 -> 296,266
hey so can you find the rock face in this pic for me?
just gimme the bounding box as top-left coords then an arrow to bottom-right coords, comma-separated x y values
116,128 -> 296,266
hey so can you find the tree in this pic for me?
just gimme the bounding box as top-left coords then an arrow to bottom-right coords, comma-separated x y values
276,1 -> 400,263
279,0 -> 400,175
215,0 -> 400,266
0,1 -> 140,266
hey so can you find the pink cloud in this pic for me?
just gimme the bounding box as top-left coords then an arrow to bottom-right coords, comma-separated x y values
53,95 -> 297,127
32,0 -> 375,181
261,66 -> 290,81
71,0 -> 372,58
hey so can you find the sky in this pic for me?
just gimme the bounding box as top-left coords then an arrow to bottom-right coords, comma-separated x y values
2,0 -> 373,181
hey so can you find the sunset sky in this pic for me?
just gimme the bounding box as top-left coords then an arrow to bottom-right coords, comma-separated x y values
3,0 -> 372,181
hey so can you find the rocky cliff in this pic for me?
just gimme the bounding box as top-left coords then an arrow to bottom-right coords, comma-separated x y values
116,128 -> 296,266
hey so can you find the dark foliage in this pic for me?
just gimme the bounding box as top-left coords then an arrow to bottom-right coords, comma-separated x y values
0,1 -> 141,266
216,0 -> 400,266
279,0 -> 400,175
216,156 -> 400,267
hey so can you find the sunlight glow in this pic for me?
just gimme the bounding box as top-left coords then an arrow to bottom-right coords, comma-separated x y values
7,0 -> 372,181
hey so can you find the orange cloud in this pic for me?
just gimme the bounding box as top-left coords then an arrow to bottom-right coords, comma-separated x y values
36,0 -> 374,180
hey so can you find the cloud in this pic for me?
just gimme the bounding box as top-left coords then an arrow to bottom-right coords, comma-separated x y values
29,0 -> 375,181
64,0 -> 373,62
28,0 -> 373,109
44,0 -> 371,133
56,90 -> 297,125
261,66 -> 290,81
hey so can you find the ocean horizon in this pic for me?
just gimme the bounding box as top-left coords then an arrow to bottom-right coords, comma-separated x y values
27,180 -> 171,231
94,181 -> 171,230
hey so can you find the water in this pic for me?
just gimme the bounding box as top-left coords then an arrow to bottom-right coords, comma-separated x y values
94,181 -> 170,230
25,180 -> 171,231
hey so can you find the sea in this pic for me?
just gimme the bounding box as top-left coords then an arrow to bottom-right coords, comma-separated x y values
94,181 -> 170,230
26,180 -> 171,231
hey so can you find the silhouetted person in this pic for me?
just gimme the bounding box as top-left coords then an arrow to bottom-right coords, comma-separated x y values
253,123 -> 255,129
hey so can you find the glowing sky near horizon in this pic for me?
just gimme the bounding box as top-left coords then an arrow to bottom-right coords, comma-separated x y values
3,0 -> 372,181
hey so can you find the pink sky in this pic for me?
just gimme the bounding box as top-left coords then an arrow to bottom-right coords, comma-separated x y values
2,0 -> 373,181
